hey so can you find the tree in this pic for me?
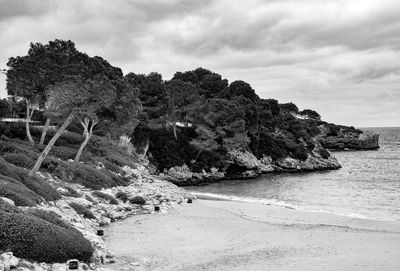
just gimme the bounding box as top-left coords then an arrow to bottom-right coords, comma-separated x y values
29,75 -> 117,176
188,98 -> 249,157
225,80 -> 259,103
0,99 -> 9,118
6,55 -> 42,144
299,109 -> 321,120
6,39 -> 124,146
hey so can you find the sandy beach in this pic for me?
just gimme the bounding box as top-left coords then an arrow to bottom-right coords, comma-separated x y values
105,199 -> 400,271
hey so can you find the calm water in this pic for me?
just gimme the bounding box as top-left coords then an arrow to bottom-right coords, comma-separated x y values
188,127 -> 400,221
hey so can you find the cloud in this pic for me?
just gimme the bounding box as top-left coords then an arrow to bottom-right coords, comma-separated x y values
0,0 -> 399,126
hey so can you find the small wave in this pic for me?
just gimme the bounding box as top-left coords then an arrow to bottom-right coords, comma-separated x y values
192,192 -> 397,222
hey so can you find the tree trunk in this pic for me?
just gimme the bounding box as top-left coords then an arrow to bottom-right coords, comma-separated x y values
39,118 -> 51,146
74,132 -> 90,163
74,118 -> 97,163
25,100 -> 35,145
28,113 -> 75,177
172,122 -> 177,140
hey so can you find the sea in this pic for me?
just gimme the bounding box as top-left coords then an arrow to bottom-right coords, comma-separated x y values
188,127 -> 400,221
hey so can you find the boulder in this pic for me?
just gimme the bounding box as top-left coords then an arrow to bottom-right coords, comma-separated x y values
0,197 -> 14,206
167,164 -> 193,180
228,149 -> 274,173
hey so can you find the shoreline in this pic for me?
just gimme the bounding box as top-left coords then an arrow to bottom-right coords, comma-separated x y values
105,199 -> 400,271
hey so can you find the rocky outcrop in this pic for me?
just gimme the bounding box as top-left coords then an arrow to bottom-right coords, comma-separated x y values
319,126 -> 379,150
163,146 -> 341,185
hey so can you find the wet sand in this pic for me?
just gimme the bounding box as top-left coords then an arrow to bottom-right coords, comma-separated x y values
105,199 -> 400,271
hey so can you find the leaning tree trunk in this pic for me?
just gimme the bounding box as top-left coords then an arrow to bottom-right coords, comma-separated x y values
25,100 -> 35,145
39,118 -> 51,146
28,113 -> 75,177
74,118 -> 97,163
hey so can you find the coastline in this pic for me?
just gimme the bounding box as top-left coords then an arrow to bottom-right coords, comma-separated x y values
105,199 -> 400,271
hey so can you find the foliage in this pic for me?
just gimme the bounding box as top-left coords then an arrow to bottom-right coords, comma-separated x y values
62,186 -> 81,198
3,152 -> 35,168
54,161 -> 130,190
115,191 -> 128,203
299,109 -> 321,120
92,191 -> 119,205
129,196 -> 146,205
69,202 -> 95,220
0,202 -> 94,263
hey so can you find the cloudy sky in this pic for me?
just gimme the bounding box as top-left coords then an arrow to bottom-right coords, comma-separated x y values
0,0 -> 399,127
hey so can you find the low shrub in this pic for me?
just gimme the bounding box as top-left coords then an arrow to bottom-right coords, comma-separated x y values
18,174 -> 61,202
85,195 -> 95,203
0,177 -> 39,206
69,202 -> 95,220
27,209 -> 79,234
0,203 -> 94,263
3,152 -> 35,168
62,186 -> 80,198
317,148 -> 330,159
54,161 -> 130,190
129,196 -> 146,205
115,191 -> 128,203
92,191 -> 118,205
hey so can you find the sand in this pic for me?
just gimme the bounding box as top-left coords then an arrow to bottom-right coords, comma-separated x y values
105,199 -> 400,271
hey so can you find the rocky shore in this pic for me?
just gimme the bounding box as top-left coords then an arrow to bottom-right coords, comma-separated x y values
0,164 -> 193,271
163,145 -> 341,186
318,126 -> 380,150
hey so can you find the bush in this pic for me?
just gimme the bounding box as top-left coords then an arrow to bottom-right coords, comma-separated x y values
27,209 -> 79,234
69,202 -> 95,220
92,191 -> 118,205
18,174 -> 61,202
54,161 -> 130,190
0,177 -> 39,206
3,152 -> 35,168
62,186 -> 80,198
129,196 -> 146,205
115,191 -> 128,203
0,203 -> 94,263
85,195 -> 95,203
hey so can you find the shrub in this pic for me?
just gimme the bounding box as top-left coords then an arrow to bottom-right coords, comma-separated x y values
18,174 -> 62,202
318,148 -> 330,159
116,191 -> 128,203
27,209 -> 79,234
85,195 -> 95,203
0,177 -> 39,206
62,186 -> 80,198
129,196 -> 146,205
54,161 -> 130,190
3,152 -> 35,168
92,191 -> 118,205
0,204 -> 94,263
69,202 -> 95,220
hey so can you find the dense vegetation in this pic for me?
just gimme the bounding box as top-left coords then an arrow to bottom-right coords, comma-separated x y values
0,200 -> 94,262
0,39 -> 363,178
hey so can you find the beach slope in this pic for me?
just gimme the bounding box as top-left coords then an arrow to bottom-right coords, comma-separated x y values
106,200 -> 400,271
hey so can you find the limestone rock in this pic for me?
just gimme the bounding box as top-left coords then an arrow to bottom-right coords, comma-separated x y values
167,164 -> 193,180
318,125 -> 379,150
0,197 -> 14,206
228,149 -> 274,173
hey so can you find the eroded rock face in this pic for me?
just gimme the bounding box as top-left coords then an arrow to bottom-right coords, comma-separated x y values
227,149 -> 275,174
318,126 -> 379,150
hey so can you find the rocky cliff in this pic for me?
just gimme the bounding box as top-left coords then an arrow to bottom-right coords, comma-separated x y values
318,124 -> 379,150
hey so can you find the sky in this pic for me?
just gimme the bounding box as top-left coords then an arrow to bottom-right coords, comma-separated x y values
0,0 -> 399,127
